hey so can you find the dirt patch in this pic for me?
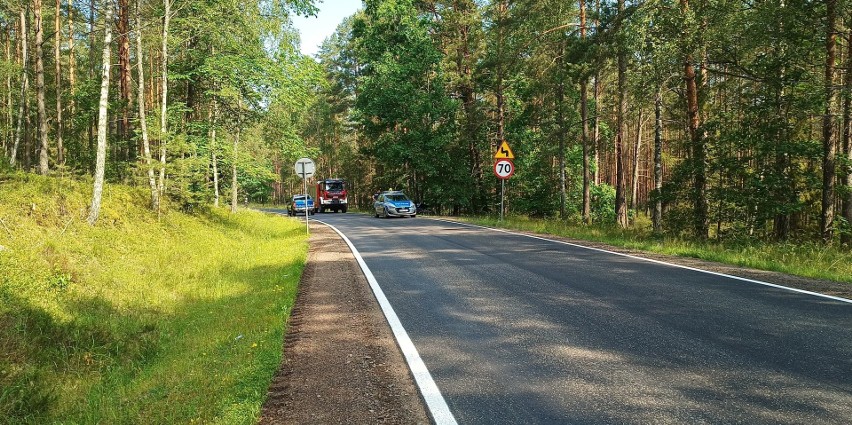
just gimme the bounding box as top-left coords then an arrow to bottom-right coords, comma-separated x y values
259,222 -> 430,425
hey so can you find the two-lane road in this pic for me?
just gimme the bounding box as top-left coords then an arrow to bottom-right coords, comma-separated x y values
313,213 -> 851,424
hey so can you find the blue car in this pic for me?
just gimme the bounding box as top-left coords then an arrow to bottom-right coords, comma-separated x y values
288,194 -> 315,216
374,191 -> 417,218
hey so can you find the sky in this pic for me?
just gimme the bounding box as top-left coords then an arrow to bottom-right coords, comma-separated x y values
291,0 -> 363,57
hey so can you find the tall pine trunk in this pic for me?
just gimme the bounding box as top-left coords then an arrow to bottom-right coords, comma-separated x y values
67,0 -> 76,116
580,0 -> 591,224
822,0 -> 838,242
653,87 -> 664,232
158,0 -> 171,204
557,41 -> 567,218
615,0 -> 628,227
35,0 -> 49,174
841,13 -> 852,246
88,0 -> 95,165
11,7 -> 29,168
136,0 -> 159,211
211,99 -> 220,208
231,108 -> 241,213
55,0 -> 64,166
631,109 -> 643,211
87,0 -> 113,225
4,30 -> 10,157
118,0 -> 132,151
681,0 -> 707,239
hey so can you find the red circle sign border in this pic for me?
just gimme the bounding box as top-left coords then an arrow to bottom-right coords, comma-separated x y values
493,159 -> 515,180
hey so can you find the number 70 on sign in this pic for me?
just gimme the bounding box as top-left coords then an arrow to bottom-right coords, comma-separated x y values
494,159 -> 515,179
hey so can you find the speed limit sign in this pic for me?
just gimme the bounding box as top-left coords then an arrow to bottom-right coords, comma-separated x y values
494,159 -> 515,179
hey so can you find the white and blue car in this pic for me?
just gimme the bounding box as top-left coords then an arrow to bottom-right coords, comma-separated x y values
288,194 -> 315,216
373,191 -> 417,218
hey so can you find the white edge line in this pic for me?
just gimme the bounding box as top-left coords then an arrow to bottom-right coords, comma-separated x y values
318,220 -> 459,425
430,218 -> 852,305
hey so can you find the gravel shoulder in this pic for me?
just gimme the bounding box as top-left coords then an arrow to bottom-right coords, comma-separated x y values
258,221 -> 430,425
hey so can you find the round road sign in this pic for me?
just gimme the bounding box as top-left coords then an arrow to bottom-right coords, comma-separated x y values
294,158 -> 315,179
494,159 -> 515,179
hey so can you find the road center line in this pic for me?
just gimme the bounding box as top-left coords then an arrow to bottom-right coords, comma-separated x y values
318,220 -> 459,425
429,218 -> 852,305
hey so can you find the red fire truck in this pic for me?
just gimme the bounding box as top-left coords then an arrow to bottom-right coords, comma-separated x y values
313,179 -> 348,213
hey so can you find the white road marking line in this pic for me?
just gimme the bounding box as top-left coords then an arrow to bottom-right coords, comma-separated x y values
318,220 -> 458,425
429,218 -> 852,305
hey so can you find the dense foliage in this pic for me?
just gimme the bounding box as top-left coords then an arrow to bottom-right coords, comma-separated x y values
1,0 -> 320,213
2,0 -> 851,244
310,0 -> 852,244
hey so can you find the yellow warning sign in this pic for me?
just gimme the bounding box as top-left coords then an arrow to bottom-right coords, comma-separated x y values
494,141 -> 515,159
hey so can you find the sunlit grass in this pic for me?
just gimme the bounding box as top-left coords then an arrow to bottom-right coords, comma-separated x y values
0,172 -> 306,424
461,214 -> 852,285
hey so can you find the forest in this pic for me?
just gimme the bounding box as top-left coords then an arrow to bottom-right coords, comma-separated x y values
2,0 -> 852,245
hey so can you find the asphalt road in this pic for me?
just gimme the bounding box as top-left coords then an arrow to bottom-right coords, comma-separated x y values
310,212 -> 852,424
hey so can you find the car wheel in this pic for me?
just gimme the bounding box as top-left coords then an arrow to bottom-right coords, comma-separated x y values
383,207 -> 390,218
375,209 -> 380,218
341,206 -> 347,213
411,214 -> 416,218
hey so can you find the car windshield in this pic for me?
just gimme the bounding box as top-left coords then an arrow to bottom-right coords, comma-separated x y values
325,182 -> 344,191
294,195 -> 310,201
386,194 -> 409,202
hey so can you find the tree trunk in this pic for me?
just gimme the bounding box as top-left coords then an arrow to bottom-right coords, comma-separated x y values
455,5 -> 483,214
5,28 -> 13,159
772,0 -> 790,240
211,100 -> 220,208
556,42 -> 566,219
35,0 -> 49,174
631,109 -> 643,211
681,0 -> 707,239
118,0 -> 132,152
55,0 -> 64,166
88,0 -> 95,162
158,0 -> 171,204
593,0 -> 601,187
67,0 -> 75,115
580,0 -> 591,224
653,87 -> 663,232
841,13 -> 852,246
822,0 -> 838,243
615,0 -> 628,227
11,7 -> 29,168
231,113 -> 241,213
136,0 -> 159,211
87,0 -> 113,225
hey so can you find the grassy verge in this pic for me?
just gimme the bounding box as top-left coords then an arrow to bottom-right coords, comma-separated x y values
459,215 -> 852,285
0,173 -> 306,424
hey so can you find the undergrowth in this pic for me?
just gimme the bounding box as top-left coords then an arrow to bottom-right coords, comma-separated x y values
0,172 -> 306,424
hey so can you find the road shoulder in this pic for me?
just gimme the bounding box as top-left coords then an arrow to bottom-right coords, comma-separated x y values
259,221 -> 430,424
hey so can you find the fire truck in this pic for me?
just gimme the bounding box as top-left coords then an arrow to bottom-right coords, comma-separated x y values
313,179 -> 348,213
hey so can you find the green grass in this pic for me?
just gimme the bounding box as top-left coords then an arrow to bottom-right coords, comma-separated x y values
0,172 -> 306,424
461,215 -> 852,285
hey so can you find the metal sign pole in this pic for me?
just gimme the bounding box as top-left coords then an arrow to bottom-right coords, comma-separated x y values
301,163 -> 309,235
500,178 -> 505,222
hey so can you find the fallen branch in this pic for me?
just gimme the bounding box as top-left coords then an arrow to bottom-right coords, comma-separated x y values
0,217 -> 13,239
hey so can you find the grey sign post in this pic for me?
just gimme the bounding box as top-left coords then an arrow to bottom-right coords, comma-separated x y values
294,158 -> 315,235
